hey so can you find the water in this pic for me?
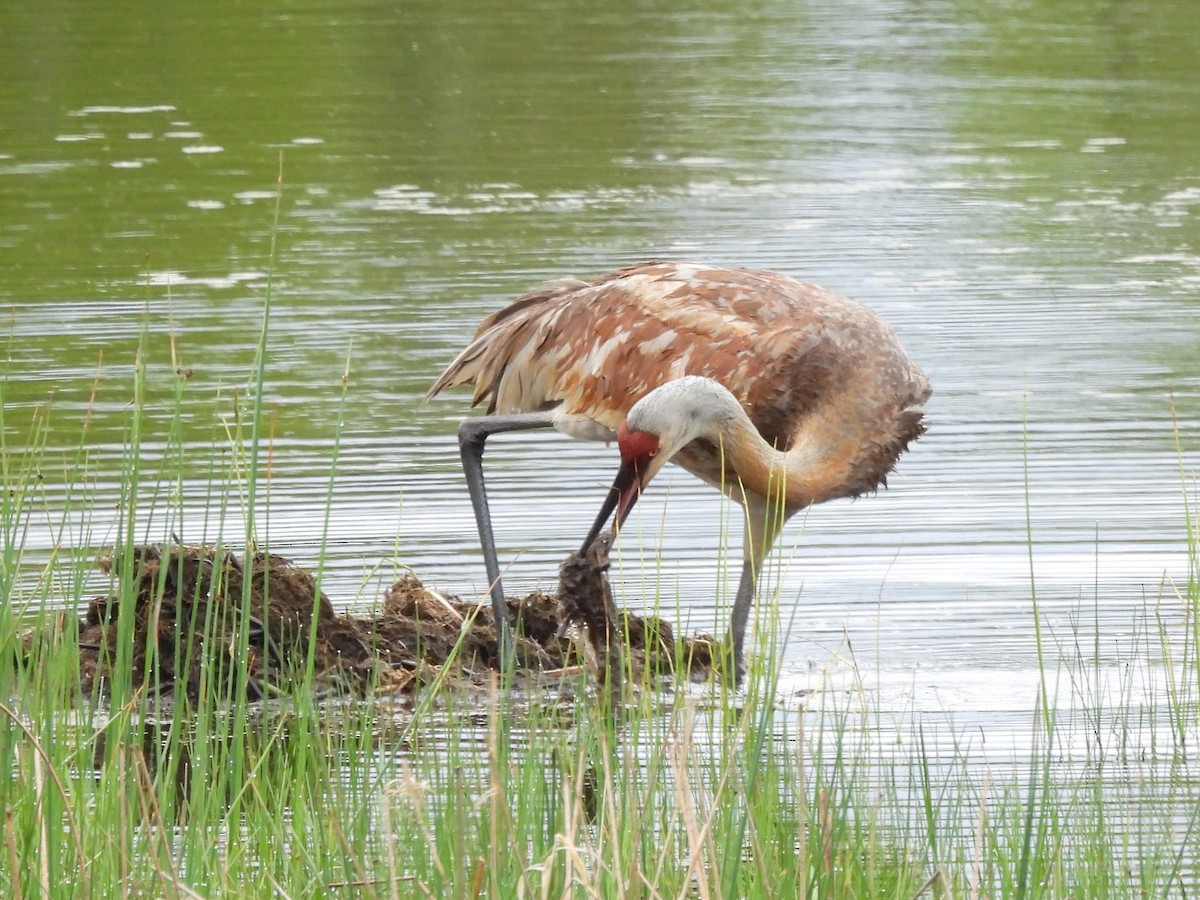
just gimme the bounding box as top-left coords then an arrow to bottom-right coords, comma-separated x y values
2,0 -> 1199,806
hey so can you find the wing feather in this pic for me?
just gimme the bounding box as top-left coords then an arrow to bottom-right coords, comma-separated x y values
427,263 -> 927,463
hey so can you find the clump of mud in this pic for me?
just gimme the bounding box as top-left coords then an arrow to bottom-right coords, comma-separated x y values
68,544 -> 717,702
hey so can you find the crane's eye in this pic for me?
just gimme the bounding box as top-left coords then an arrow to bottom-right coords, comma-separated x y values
647,449 -> 657,458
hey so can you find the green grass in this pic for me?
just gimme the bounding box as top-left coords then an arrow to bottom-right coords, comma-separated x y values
2,310 -> 1200,897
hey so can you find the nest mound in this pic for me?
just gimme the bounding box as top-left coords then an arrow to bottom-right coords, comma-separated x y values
68,544 -> 717,702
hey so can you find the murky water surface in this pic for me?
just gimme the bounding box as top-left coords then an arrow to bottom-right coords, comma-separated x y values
3,0 -> 1200,832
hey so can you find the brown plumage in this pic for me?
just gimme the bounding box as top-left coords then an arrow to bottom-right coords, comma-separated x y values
428,261 -> 930,679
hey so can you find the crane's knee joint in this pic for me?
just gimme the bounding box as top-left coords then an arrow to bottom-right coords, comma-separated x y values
457,418 -> 489,454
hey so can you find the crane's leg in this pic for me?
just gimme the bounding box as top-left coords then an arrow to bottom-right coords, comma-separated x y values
728,561 -> 757,686
727,493 -> 790,686
457,413 -> 556,665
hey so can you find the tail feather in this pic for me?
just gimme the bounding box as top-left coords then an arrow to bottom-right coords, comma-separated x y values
425,277 -> 588,412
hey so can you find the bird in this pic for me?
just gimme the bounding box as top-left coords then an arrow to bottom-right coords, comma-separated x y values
427,261 -> 930,679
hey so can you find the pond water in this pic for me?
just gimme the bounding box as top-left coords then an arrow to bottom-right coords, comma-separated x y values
2,0 -> 1199,776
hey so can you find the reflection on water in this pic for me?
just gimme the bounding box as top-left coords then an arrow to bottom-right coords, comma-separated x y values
2,0 -> 1199,818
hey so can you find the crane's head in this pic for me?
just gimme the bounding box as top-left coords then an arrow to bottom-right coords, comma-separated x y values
581,376 -> 740,552
581,419 -> 665,551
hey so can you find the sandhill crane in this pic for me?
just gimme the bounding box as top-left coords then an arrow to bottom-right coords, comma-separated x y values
427,261 -> 930,678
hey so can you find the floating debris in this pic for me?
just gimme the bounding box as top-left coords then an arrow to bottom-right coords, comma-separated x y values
557,530 -> 623,696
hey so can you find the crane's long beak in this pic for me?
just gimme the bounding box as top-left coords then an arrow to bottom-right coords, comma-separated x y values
581,459 -> 643,552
